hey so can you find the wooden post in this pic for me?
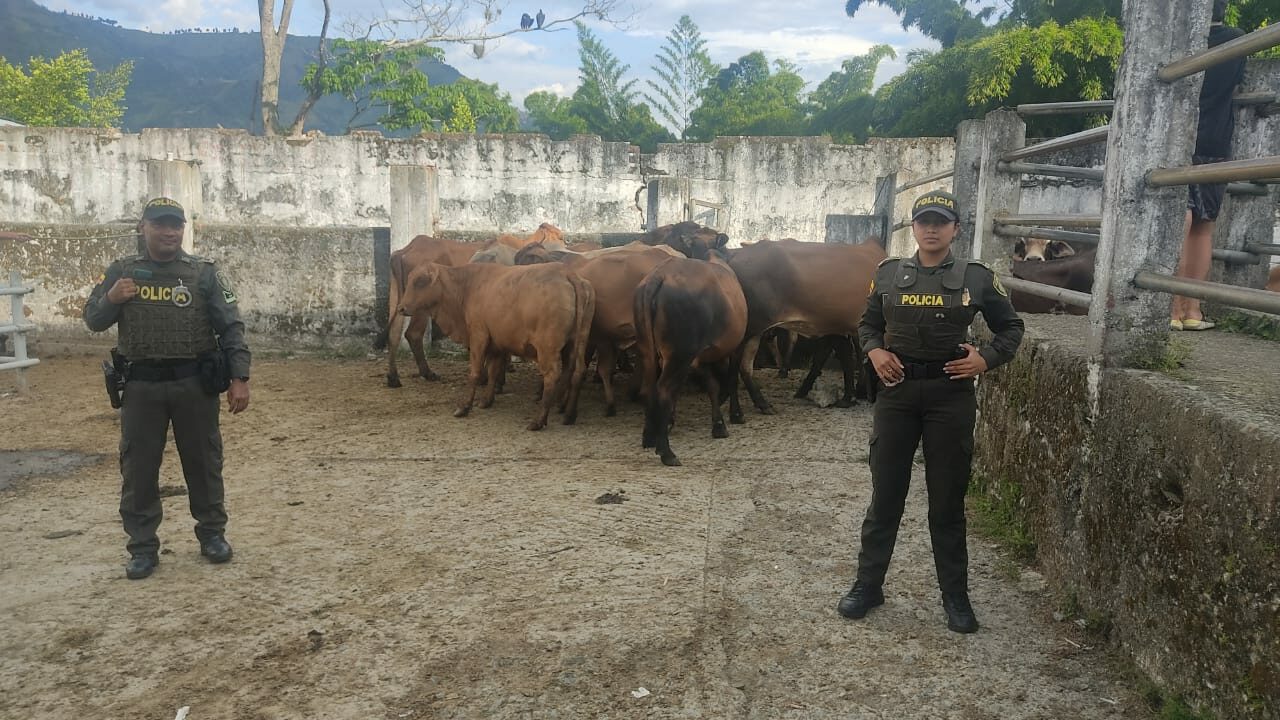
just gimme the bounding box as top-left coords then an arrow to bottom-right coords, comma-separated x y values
972,110 -> 1026,267
1088,0 -> 1210,369
389,165 -> 438,253
146,159 -> 202,254
873,172 -> 896,246
952,119 -> 986,260
1214,59 -> 1280,291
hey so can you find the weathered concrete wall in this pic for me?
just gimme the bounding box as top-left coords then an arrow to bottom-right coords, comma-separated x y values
0,128 -> 958,246
976,315 -> 1280,719
0,223 -> 382,352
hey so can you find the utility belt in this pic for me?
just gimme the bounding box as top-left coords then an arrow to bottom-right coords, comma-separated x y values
126,359 -> 202,382
896,357 -> 949,380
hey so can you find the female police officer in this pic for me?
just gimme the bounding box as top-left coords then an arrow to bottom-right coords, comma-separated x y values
837,190 -> 1024,633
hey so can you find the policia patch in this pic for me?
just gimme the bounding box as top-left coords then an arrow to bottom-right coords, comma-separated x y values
896,293 -> 952,307
216,270 -> 238,304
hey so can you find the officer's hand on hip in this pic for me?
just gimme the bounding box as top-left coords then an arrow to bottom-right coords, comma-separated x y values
867,348 -> 904,384
227,379 -> 250,414
944,343 -> 988,380
106,278 -> 138,304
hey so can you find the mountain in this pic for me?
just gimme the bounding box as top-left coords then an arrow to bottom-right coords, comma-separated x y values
0,0 -> 463,134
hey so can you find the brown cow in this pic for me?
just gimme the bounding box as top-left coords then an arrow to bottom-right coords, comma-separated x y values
1266,265 -> 1280,293
634,242 -> 747,466
1012,237 -> 1076,262
378,236 -> 483,387
397,262 -> 594,430
517,242 -> 681,415
727,237 -> 886,417
642,221 -> 728,259
1010,248 -> 1096,315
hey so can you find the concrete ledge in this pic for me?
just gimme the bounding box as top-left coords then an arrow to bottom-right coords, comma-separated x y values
976,315 -> 1280,718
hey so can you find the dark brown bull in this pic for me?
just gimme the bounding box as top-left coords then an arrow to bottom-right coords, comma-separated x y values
397,262 -> 594,430
1010,248 -> 1096,315
726,237 -> 886,417
1013,237 -> 1076,262
633,242 -> 747,466
642,221 -> 728,259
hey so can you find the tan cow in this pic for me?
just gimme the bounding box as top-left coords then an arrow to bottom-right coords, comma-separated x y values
1267,265 -> 1280,293
726,237 -> 887,418
517,242 -> 680,415
1013,237 -> 1076,262
397,262 -> 595,430
378,236 -> 484,387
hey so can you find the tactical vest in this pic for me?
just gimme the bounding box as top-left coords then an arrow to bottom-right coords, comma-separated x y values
882,258 -> 977,362
117,255 -> 217,361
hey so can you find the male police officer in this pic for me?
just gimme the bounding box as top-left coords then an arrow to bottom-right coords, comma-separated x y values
84,197 -> 251,580
838,190 -> 1024,632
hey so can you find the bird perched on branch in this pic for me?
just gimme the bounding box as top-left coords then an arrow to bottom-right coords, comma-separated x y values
536,9 -> 545,28
520,13 -> 534,29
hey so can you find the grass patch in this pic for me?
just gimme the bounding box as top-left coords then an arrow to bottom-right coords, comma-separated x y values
1214,309 -> 1280,342
968,471 -> 1037,564
1137,677 -> 1215,720
1133,335 -> 1193,380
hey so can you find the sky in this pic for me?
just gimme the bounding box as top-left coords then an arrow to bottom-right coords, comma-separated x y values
40,0 -> 943,105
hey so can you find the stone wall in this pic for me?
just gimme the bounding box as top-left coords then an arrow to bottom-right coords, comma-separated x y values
976,315 -> 1280,719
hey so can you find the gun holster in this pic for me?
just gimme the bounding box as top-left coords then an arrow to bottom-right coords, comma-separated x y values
198,348 -> 231,396
103,348 -> 127,409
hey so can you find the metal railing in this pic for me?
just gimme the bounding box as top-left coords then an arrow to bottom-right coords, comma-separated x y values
995,223 -> 1260,264
1,270 -> 39,393
1134,272 -> 1280,315
998,275 -> 1093,309
1148,156 -> 1280,186
1000,125 -> 1110,163
895,168 -> 955,195
1158,23 -> 1280,82
999,161 -> 1267,195
996,213 -> 1102,227
1015,92 -> 1275,116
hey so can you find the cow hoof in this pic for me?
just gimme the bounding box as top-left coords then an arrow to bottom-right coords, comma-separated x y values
759,405 -> 777,416
453,407 -> 471,418
793,390 -> 808,399
421,370 -> 440,382
527,420 -> 546,431
712,423 -> 729,439
660,453 -> 682,467
778,370 -> 790,379
605,405 -> 617,417
478,399 -> 494,409
562,413 -> 578,425
834,398 -> 855,409
496,385 -> 506,394
387,374 -> 402,389
729,412 -> 745,425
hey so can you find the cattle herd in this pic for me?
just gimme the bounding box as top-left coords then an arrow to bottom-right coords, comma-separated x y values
376,221 -> 885,466
377,224 -> 1279,466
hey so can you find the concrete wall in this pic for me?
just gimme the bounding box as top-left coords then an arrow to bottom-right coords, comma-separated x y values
976,315 -> 1280,719
0,223 -> 382,352
0,128 -> 957,248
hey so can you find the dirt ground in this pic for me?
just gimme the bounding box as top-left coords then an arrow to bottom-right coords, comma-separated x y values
1,353 -> 1155,720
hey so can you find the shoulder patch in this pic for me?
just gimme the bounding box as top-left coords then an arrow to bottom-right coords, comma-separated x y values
216,270 -> 238,304
967,259 -> 993,271
877,256 -> 900,268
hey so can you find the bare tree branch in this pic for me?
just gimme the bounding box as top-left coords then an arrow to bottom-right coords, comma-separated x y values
341,0 -> 630,50
286,0 -> 333,135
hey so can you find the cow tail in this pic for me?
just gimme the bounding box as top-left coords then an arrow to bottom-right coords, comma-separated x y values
633,275 -> 664,443
569,272 -> 595,379
375,252 -> 408,350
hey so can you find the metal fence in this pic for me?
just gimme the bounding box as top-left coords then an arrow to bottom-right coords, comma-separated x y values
1,269 -> 39,393
966,3 -> 1280,360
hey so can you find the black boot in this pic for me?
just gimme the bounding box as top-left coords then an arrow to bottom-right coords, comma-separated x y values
125,553 -> 158,580
942,591 -> 979,633
200,535 -> 233,564
837,580 -> 884,619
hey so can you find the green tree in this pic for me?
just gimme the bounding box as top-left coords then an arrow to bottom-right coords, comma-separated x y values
567,22 -> 674,151
644,15 -> 718,139
0,49 -> 132,127
686,52 -> 808,141
808,44 -> 895,142
445,95 -> 476,132
524,91 -> 590,139
844,0 -> 991,47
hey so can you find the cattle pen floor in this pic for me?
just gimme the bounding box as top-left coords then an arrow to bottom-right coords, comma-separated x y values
1,354 -> 1153,720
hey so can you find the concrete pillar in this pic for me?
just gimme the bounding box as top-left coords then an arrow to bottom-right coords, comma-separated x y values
824,215 -> 883,245
873,172 -> 896,244
389,165 -> 438,253
1214,58 -> 1280,291
1088,0 -> 1210,369
649,176 -> 688,228
972,110 -> 1026,267
146,159 -> 202,254
952,118 -> 987,260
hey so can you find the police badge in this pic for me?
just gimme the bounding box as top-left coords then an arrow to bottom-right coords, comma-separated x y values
172,279 -> 193,307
